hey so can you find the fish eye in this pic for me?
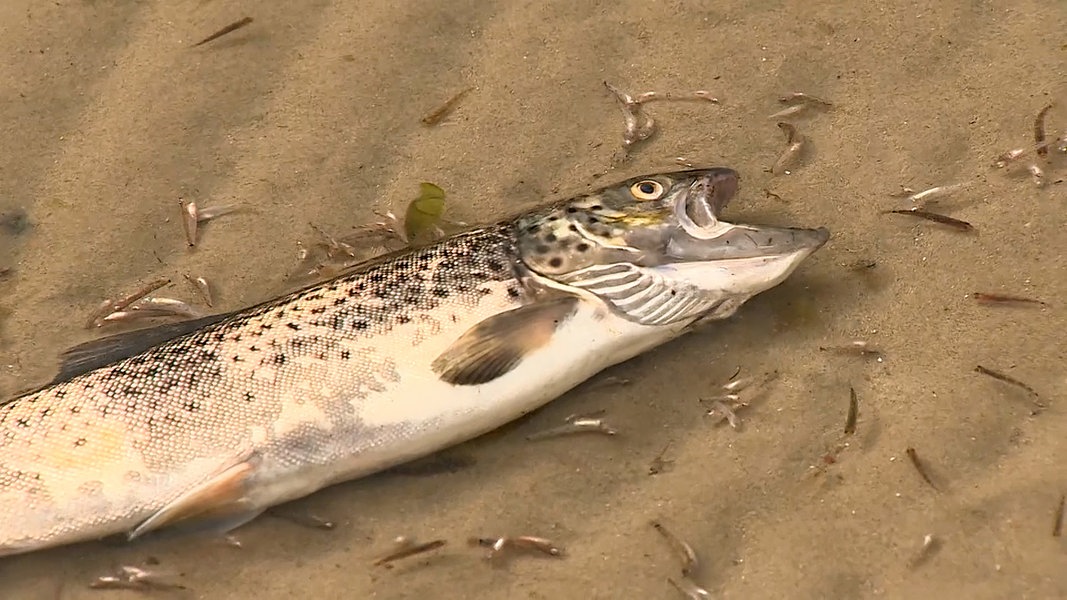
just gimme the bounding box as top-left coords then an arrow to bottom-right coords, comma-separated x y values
630,180 -> 665,200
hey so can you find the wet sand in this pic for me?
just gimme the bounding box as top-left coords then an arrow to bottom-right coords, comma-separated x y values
2,0 -> 1067,598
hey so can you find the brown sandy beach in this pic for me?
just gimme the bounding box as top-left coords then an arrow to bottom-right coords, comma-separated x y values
1,0 -> 1067,598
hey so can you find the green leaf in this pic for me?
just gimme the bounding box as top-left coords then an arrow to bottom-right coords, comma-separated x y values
404,182 -> 446,242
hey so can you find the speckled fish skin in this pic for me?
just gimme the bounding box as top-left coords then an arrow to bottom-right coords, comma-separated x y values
0,168 -> 829,558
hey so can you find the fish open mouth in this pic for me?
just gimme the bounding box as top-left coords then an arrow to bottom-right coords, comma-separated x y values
665,167 -> 829,262
674,167 -> 740,233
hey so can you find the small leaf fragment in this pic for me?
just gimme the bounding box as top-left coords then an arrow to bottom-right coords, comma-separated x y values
404,182 -> 446,243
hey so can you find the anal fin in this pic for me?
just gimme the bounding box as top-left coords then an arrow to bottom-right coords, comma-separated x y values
431,297 -> 579,386
129,453 -> 261,541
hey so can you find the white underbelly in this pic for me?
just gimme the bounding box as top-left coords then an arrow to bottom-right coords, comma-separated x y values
254,299 -> 685,506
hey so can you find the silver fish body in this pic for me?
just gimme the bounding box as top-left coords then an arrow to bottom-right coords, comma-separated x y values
0,168 -> 828,557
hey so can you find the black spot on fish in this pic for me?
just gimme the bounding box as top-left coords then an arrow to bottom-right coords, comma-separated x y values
244,391 -> 255,402
16,418 -> 28,427
273,354 -> 287,365
341,349 -> 351,360
566,206 -> 578,214
507,286 -> 521,298
548,257 -> 563,268
311,306 -> 326,314
286,323 -> 300,331
353,320 -> 369,331
74,438 -> 86,446
545,233 -> 557,242
576,242 -> 590,252
233,355 -> 244,362
432,287 -> 448,297
334,298 -> 346,306
184,401 -> 200,412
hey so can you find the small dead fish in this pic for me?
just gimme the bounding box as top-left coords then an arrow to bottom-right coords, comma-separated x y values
421,87 -> 474,126
650,520 -> 698,576
184,275 -> 215,307
192,16 -> 254,48
767,103 -> 808,119
701,369 -> 779,429
972,292 -> 1047,307
818,340 -> 883,360
844,386 -> 858,435
778,92 -> 833,107
993,147 -> 1029,168
472,535 -> 563,560
179,200 -> 198,247
309,223 -> 358,259
881,208 -> 973,232
974,365 -> 1040,399
630,90 -> 720,104
603,82 -> 719,149
908,533 -> 942,569
526,410 -> 617,440
668,576 -> 711,599
771,122 -> 805,175
1035,104 -> 1054,158
604,81 -> 657,148
992,137 -> 1063,168
892,181 -> 972,205
648,440 -> 674,475
89,565 -> 185,591
197,204 -> 240,222
905,447 -> 938,491
85,278 -> 171,328
99,298 -> 201,327
372,538 -> 447,566
1028,163 -> 1046,187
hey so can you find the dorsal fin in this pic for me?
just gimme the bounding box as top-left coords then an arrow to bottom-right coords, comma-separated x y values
49,311 -> 238,385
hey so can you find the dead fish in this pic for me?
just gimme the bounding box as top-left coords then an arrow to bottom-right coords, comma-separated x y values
0,168 -> 829,558
771,122 -> 806,174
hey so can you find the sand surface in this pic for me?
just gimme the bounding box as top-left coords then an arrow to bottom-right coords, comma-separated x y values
2,1 -> 1067,598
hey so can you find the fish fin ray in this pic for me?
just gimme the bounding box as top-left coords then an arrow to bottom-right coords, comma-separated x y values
431,297 -> 579,386
128,453 -> 259,541
51,312 -> 238,385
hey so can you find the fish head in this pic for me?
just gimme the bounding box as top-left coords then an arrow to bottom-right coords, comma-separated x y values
516,168 -> 829,326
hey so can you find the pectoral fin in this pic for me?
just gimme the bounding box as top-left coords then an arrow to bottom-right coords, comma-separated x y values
129,453 -> 261,541
431,297 -> 579,386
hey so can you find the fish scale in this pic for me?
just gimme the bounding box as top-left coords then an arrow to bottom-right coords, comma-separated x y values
0,225 -> 525,555
0,167 -> 829,558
